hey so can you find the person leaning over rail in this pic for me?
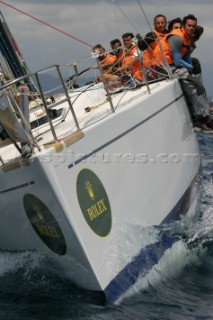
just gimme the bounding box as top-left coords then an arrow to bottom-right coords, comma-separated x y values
115,33 -> 143,82
153,14 -> 213,132
167,17 -> 202,81
166,17 -> 205,79
136,14 -> 168,69
166,18 -> 203,77
92,44 -> 121,89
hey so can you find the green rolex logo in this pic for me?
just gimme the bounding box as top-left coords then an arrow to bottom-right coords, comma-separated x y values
76,169 -> 112,237
23,194 -> 67,255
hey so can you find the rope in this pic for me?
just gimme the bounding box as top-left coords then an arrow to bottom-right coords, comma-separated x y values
0,0 -> 93,48
85,98 -> 108,112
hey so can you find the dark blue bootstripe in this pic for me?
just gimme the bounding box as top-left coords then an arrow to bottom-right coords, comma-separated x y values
104,172 -> 200,302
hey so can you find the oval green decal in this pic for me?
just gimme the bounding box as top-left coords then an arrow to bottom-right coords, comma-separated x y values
76,169 -> 112,237
23,194 -> 66,255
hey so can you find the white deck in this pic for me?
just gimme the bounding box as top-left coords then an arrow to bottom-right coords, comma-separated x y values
0,79 -> 171,163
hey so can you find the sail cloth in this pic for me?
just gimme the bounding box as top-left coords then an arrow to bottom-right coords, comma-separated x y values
0,89 -> 30,146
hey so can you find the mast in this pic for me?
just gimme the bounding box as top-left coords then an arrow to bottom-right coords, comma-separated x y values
0,11 -> 37,92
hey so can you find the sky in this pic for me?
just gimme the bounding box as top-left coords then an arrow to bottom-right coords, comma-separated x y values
0,0 -> 213,98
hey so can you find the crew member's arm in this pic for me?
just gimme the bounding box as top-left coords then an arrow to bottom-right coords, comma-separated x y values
136,32 -> 157,51
116,57 -> 139,72
116,49 -> 141,72
168,35 -> 193,69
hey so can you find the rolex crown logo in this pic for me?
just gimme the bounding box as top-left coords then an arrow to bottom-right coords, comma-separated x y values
85,180 -> 95,200
34,204 -> 44,221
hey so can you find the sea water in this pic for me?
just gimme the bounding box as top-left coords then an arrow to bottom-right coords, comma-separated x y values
0,132 -> 212,320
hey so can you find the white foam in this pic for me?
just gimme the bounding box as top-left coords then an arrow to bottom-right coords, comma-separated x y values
0,251 -> 42,277
116,239 -> 204,304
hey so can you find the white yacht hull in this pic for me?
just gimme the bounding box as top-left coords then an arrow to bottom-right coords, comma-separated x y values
0,80 -> 201,301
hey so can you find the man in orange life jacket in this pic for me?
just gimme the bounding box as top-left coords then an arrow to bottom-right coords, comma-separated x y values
115,33 -> 143,82
110,38 -> 124,68
136,14 -> 168,68
155,14 -> 213,132
92,44 -> 121,88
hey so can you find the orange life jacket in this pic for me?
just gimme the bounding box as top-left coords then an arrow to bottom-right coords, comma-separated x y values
143,29 -> 166,67
115,50 -> 125,68
100,54 -> 116,74
153,28 -> 191,66
122,45 -> 143,81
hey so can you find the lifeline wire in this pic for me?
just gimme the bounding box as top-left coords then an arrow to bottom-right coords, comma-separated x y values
0,0 -> 93,48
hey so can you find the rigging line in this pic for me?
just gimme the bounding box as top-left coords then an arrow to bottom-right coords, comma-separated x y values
112,0 -> 119,35
112,0 -> 138,33
0,0 -> 93,48
136,0 -> 152,31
